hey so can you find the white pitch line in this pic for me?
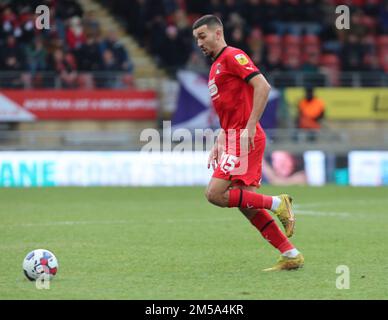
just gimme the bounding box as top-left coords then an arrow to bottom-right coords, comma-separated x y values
1,217 -> 240,228
295,210 -> 351,217
3,220 -> 130,228
294,199 -> 388,209
0,205 -> 358,229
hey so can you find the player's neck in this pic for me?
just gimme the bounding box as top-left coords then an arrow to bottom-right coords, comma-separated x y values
212,43 -> 228,61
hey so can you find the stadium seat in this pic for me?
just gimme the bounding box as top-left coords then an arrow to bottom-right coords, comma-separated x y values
320,54 -> 341,69
362,34 -> 377,52
378,51 -> 388,72
265,34 -> 282,47
302,34 -> 320,46
377,35 -> 388,49
283,34 -> 301,46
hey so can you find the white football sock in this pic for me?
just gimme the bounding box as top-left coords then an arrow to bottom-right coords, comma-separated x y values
271,196 -> 281,211
282,248 -> 300,258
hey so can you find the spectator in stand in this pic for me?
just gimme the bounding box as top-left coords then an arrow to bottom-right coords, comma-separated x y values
175,9 -> 193,62
101,30 -> 134,73
18,5 -> 35,45
301,51 -> 325,86
1,6 -> 21,39
229,26 -> 250,54
48,48 -> 78,88
148,15 -> 167,57
264,0 -> 282,34
265,48 -> 283,72
206,0 -> 226,18
223,0 -> 242,22
83,10 -> 101,37
379,0 -> 388,33
100,31 -> 135,88
158,25 -> 189,75
341,33 -> 366,72
0,35 -> 28,88
76,33 -> 102,72
302,52 -> 320,73
66,16 -> 86,51
45,6 -> 67,42
224,12 -> 246,44
361,53 -> 385,86
247,27 -> 264,54
127,0 -> 148,47
185,49 -> 209,73
242,0 -> 264,30
100,48 -> 120,88
56,0 -> 84,21
185,0 -> 208,14
25,37 -> 47,73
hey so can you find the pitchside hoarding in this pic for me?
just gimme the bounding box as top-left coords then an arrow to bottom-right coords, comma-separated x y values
285,88 -> 388,120
349,151 -> 388,186
0,90 -> 158,121
0,151 -> 324,187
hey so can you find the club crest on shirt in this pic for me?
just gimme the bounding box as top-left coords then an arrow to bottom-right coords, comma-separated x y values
216,63 -> 222,74
234,53 -> 249,65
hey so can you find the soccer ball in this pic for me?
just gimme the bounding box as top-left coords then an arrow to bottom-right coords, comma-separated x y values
22,249 -> 58,281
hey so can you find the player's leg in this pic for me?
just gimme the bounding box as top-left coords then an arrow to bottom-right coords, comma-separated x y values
208,139 -> 295,236
227,184 -> 295,238
227,136 -> 295,237
205,177 -> 233,208
206,180 -> 303,271
235,186 -> 304,271
233,185 -> 299,255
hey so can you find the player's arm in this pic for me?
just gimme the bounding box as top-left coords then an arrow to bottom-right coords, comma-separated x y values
245,74 -> 271,150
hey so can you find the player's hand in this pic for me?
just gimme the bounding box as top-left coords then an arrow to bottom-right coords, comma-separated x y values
207,144 -> 218,170
208,142 -> 224,170
242,123 -> 256,152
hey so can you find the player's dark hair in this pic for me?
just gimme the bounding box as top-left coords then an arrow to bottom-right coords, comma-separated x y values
192,15 -> 223,30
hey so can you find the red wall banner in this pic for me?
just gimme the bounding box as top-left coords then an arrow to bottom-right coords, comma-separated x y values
0,90 -> 158,121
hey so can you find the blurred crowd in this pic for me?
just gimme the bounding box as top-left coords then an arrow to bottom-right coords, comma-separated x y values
0,0 -> 134,89
2,0 -> 388,89
106,0 -> 388,85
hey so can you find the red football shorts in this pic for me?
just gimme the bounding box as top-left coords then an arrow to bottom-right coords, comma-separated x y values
212,136 -> 266,187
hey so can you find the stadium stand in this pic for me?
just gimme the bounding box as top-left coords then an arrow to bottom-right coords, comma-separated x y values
100,0 -> 388,86
0,0 -> 139,89
1,0 -> 388,87
1,0 -> 388,152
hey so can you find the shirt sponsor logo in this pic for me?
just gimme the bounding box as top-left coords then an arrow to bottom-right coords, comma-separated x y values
208,78 -> 218,98
216,63 -> 222,74
234,53 -> 249,65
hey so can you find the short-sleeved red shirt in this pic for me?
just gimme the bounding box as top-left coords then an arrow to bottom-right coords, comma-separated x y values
208,46 -> 265,146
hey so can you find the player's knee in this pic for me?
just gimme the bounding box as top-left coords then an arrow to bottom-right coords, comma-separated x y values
205,188 -> 227,207
205,188 -> 217,205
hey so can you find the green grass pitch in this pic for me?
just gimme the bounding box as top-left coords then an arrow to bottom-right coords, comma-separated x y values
0,186 -> 387,299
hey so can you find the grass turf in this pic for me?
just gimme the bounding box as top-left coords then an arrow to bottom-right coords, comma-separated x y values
0,186 -> 387,299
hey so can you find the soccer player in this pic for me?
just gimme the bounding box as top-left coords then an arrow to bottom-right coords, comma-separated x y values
192,15 -> 304,271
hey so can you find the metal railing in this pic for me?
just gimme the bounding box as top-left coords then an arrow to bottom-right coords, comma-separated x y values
266,71 -> 388,87
0,71 -> 139,90
0,128 -> 387,152
0,71 -> 387,89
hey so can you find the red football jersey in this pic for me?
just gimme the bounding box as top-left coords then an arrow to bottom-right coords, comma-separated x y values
208,46 -> 265,147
